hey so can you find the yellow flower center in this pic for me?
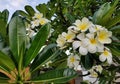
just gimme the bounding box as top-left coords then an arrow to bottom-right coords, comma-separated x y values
90,38 -> 97,45
40,19 -> 46,25
98,31 -> 107,41
91,72 -> 98,77
70,57 -> 75,62
66,35 -> 72,40
36,14 -> 43,19
79,23 -> 88,30
103,50 -> 109,56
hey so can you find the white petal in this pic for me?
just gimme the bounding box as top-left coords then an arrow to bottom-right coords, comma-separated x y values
76,65 -> 82,70
72,41 -> 81,49
108,31 -> 112,37
62,32 -> 67,36
74,55 -> 80,60
68,26 -> 76,30
74,19 -> 81,25
99,54 -> 106,62
104,38 -> 112,44
107,57 -> 112,64
81,38 -> 90,47
86,33 -> 94,39
97,43 -> 104,52
68,63 -> 74,68
79,46 -> 88,55
88,45 -> 97,53
73,61 -> 79,67
82,17 -> 89,23
77,33 -> 85,40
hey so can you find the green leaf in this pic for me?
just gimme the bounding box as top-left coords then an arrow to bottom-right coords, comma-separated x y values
93,2 -> 111,24
0,9 -> 9,40
107,14 -> 120,28
25,5 -> 35,16
93,0 -> 119,26
9,16 -> 26,62
0,51 -> 15,71
109,47 -> 120,56
31,68 -> 77,83
12,10 -> 30,20
31,44 -> 61,72
110,25 -> 120,31
1,9 -> 9,22
24,23 -> 50,67
81,54 -> 94,69
56,61 -> 67,69
101,0 -> 119,26
36,4 -> 48,17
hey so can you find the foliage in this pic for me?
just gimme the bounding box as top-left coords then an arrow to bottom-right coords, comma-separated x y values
0,10 -> 77,83
0,0 -> 120,84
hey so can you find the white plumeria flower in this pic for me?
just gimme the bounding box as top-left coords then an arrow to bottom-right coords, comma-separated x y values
68,26 -> 78,33
95,65 -> 103,73
84,33 -> 104,53
89,69 -> 98,78
99,49 -> 112,64
97,29 -> 112,44
72,40 -> 88,55
33,12 -> 43,19
77,33 -> 86,40
74,17 -> 92,32
56,34 -> 66,48
62,30 -> 75,42
72,33 -> 88,55
89,25 -> 104,33
39,18 -> 50,25
67,54 -> 80,69
31,19 -> 40,28
26,28 -> 36,38
79,46 -> 88,55
89,65 -> 103,78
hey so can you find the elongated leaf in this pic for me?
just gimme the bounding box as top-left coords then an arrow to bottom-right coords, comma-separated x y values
0,9 -> 9,40
107,14 -> 120,28
101,0 -> 119,25
36,4 -> 47,17
31,68 -> 77,83
9,16 -> 26,62
109,47 -> 120,56
12,10 -> 30,20
24,23 -> 50,67
25,5 -> 35,16
93,2 -> 111,24
2,9 -> 9,22
81,54 -> 94,70
31,44 -> 61,72
93,0 -> 119,26
110,25 -> 120,31
0,51 -> 15,70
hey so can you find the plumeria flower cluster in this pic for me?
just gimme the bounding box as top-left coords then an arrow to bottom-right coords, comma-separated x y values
56,17 -> 113,69
89,65 -> 103,78
31,12 -> 50,28
26,12 -> 52,38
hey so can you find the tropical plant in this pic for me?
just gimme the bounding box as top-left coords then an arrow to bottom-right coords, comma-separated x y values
0,0 -> 120,84
0,10 -> 77,84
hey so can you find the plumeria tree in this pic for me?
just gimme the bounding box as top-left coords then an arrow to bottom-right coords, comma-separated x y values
0,0 -> 120,84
